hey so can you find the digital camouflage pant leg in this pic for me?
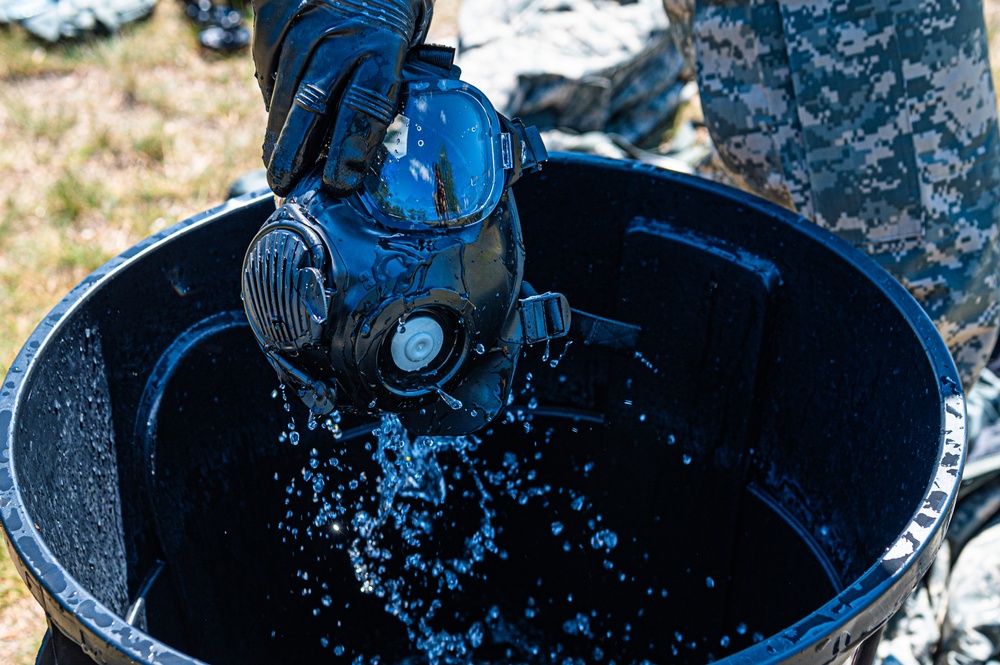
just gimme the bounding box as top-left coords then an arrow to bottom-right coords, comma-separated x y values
664,0 -> 1000,392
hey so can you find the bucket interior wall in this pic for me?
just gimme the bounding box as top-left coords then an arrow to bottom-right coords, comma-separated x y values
6,156 -> 951,665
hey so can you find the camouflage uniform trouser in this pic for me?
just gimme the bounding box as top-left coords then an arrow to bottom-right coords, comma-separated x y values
663,0 -> 1000,392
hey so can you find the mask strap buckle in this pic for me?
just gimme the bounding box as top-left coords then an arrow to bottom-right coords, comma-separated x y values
404,44 -> 460,78
518,292 -> 572,344
504,117 -> 548,185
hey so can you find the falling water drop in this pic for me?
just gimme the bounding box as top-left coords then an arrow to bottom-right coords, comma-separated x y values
435,387 -> 463,410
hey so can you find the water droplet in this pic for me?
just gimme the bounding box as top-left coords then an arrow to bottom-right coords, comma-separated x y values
590,529 -> 618,552
435,387 -> 463,410
549,340 -> 573,368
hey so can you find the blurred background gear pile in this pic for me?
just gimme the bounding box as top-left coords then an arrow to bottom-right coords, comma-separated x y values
0,0 -> 155,42
0,0 -> 248,52
182,0 -> 248,52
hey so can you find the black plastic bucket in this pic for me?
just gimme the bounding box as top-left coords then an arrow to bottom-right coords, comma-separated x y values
0,154 -> 965,665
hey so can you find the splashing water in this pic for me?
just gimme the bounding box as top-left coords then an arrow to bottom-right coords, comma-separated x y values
277,404 -> 509,663
634,350 -> 659,375
344,415 -> 501,662
268,387 -> 772,664
549,340 -> 573,368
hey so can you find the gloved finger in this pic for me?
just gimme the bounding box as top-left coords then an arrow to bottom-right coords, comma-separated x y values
267,51 -> 349,196
322,56 -> 403,197
261,11 -> 338,168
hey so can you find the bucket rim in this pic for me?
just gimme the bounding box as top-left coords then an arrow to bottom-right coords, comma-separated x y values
0,153 -> 966,665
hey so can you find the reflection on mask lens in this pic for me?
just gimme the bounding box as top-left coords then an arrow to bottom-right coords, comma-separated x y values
361,82 -> 507,228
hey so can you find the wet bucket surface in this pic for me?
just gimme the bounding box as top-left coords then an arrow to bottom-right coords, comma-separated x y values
0,154 -> 965,665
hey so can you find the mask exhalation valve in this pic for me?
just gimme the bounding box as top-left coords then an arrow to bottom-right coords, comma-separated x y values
390,316 -> 445,372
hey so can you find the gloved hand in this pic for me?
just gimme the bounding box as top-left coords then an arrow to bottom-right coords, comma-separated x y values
251,0 -> 434,197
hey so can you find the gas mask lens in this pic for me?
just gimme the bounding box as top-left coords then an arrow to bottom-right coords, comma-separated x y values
359,79 -> 513,229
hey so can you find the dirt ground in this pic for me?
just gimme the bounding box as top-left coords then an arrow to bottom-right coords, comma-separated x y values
0,0 -> 999,663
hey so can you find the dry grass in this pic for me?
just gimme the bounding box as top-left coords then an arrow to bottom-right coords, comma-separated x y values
0,3 -> 268,376
0,0 -> 996,662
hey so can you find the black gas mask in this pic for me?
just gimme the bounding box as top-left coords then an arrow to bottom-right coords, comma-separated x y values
241,51 -> 570,435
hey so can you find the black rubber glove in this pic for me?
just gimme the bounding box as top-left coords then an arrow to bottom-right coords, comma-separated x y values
251,0 -> 434,197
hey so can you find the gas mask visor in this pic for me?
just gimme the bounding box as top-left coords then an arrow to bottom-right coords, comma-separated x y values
354,78 -> 547,230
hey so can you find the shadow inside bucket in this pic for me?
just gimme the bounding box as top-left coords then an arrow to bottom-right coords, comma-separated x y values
133,317 -> 839,664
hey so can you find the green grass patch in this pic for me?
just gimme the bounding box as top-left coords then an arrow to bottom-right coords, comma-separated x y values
0,545 -> 31,612
0,93 -> 78,140
0,28 -> 92,79
56,237 -> 110,274
132,123 -> 170,163
48,170 -> 112,227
